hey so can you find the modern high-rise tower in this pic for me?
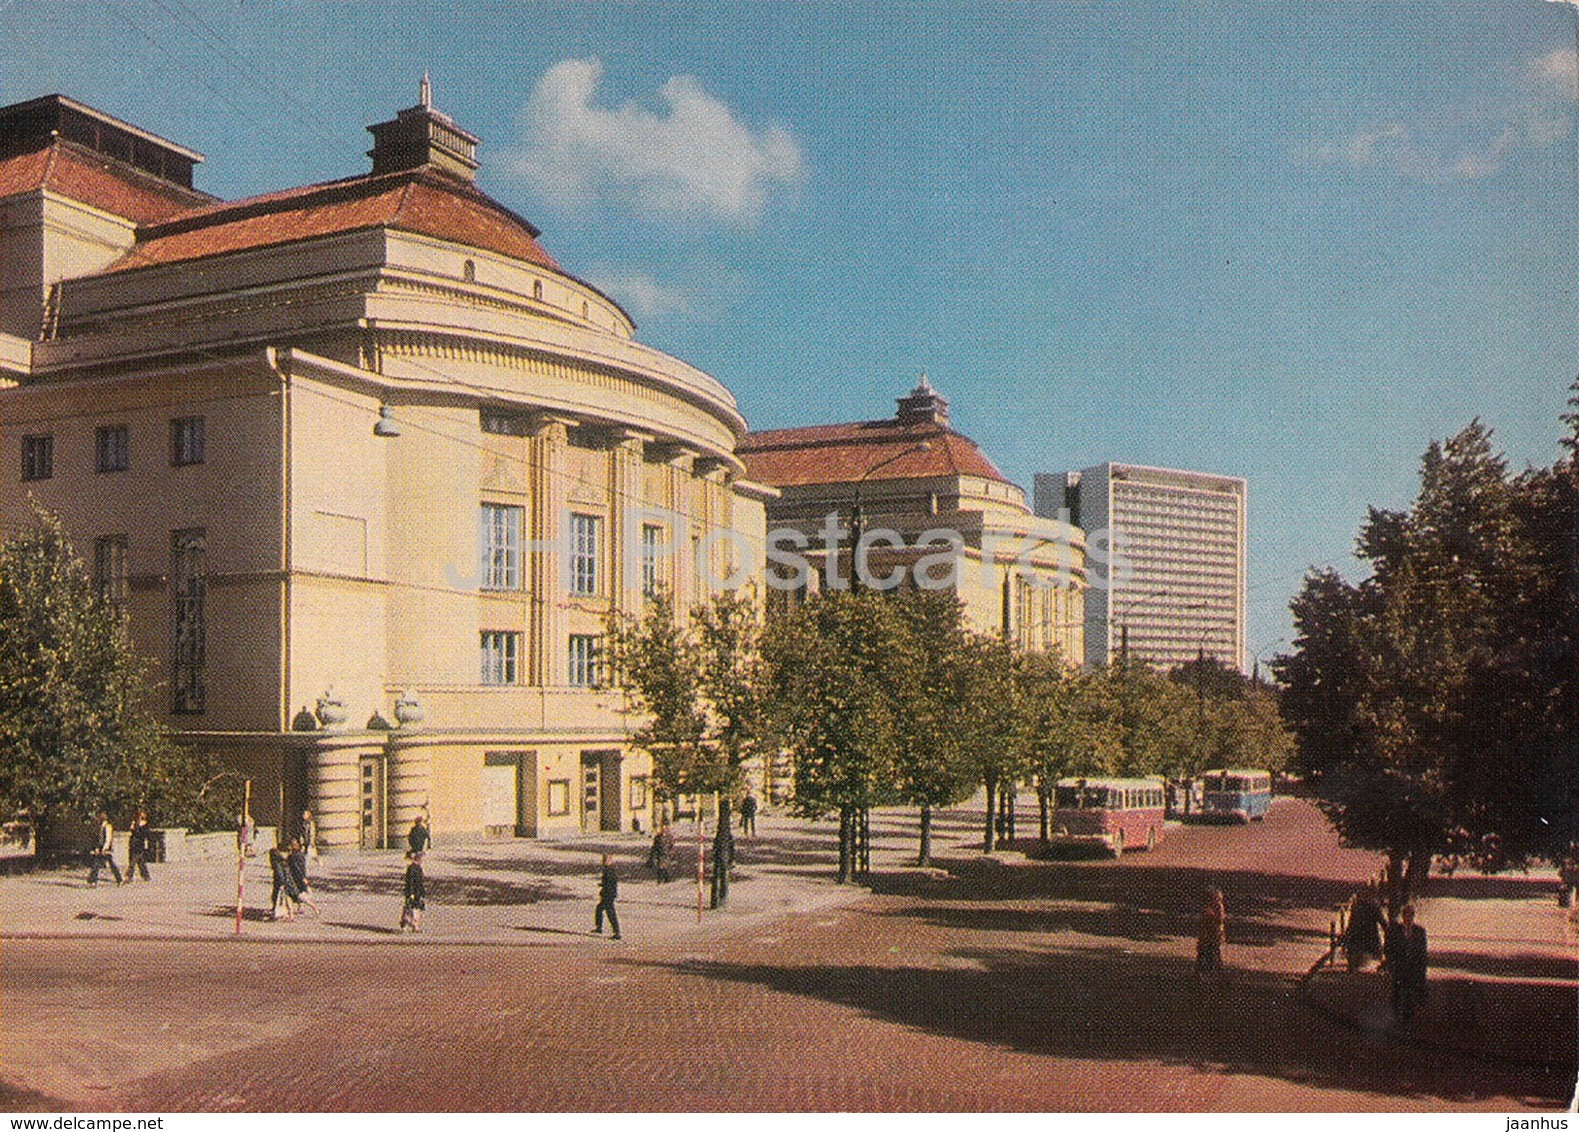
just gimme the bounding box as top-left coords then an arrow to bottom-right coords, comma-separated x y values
1035,464 -> 1245,671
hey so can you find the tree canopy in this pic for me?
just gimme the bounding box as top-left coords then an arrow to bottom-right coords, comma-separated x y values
0,509 -> 231,849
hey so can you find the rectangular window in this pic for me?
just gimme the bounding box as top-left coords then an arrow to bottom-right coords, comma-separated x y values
481,504 -> 522,590
546,779 -> 571,817
480,630 -> 520,685
171,529 -> 206,714
95,425 -> 129,473
641,523 -> 664,598
170,416 -> 205,466
568,633 -> 599,688
94,536 -> 128,623
21,434 -> 52,481
630,775 -> 649,810
569,513 -> 600,597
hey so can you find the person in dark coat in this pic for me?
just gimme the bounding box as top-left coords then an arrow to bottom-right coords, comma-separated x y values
646,824 -> 673,883
1196,887 -> 1226,975
124,809 -> 153,884
1385,902 -> 1428,1020
286,838 -> 319,916
401,850 -> 425,932
592,853 -> 621,939
407,813 -> 432,855
1345,884 -> 1385,968
739,793 -> 758,838
268,845 -> 301,920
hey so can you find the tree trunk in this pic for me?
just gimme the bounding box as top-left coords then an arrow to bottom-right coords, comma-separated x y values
918,803 -> 933,867
982,778 -> 997,853
1385,851 -> 1406,923
710,796 -> 734,908
1037,778 -> 1049,844
1403,849 -> 1431,909
837,806 -> 853,883
1004,786 -> 1016,848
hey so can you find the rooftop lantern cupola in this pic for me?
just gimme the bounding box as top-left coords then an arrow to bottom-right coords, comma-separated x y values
366,73 -> 480,183
895,372 -> 950,427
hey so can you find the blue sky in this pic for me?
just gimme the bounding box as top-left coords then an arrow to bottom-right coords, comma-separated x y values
4,0 -> 1576,661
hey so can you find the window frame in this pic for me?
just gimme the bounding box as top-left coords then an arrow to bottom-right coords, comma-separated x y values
95,425 -> 129,474
479,630 -> 521,686
480,503 -> 523,591
569,513 -> 601,597
568,633 -> 600,688
170,528 -> 206,714
170,416 -> 205,467
20,434 -> 53,482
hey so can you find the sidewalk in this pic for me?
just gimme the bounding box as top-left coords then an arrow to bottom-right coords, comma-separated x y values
0,808 -> 949,948
1299,872 -> 1579,1073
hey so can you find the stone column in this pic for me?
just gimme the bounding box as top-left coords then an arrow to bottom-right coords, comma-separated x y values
308,738 -> 366,852
529,416 -> 573,687
610,431 -> 647,618
385,740 -> 433,847
667,450 -> 697,608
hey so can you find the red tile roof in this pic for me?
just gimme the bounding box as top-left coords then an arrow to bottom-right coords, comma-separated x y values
105,168 -> 561,274
740,419 -> 1011,488
0,140 -> 212,223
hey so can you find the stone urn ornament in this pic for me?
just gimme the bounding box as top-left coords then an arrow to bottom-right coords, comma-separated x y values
394,689 -> 424,729
315,687 -> 349,730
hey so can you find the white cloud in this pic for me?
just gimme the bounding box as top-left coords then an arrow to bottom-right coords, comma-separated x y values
502,59 -> 806,226
1307,45 -> 1576,181
587,269 -> 695,322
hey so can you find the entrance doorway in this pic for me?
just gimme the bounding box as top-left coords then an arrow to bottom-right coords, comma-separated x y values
358,754 -> 385,850
483,751 -> 534,837
581,750 -> 622,832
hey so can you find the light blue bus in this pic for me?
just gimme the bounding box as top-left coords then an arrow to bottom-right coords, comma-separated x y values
1198,769 -> 1272,823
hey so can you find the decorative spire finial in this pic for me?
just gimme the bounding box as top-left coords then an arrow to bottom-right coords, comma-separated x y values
420,71 -> 432,109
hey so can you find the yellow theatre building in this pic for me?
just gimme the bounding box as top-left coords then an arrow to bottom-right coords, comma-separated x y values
0,87 -> 773,850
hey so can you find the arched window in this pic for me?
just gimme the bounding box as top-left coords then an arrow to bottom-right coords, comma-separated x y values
462,259 -> 476,282
532,279 -> 543,301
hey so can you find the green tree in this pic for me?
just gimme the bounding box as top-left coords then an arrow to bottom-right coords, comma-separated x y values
765,591 -> 904,882
1026,663 -> 1123,843
1276,421 -> 1548,911
952,632 -> 1032,853
0,510 -> 230,851
606,589 -> 769,907
888,590 -> 976,867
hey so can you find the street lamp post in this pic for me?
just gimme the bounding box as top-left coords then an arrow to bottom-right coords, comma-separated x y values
845,440 -> 930,593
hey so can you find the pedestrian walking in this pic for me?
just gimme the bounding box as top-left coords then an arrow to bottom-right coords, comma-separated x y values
1385,902 -> 1429,1021
1196,887 -> 1226,975
646,823 -> 673,883
592,853 -> 621,939
1345,883 -> 1384,969
87,811 -> 123,887
286,838 -> 319,916
124,809 -> 153,884
400,850 -> 425,932
739,792 -> 758,838
268,845 -> 302,920
407,812 -> 432,855
299,809 -> 318,863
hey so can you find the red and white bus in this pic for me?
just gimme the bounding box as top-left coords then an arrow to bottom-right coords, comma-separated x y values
1050,776 -> 1167,858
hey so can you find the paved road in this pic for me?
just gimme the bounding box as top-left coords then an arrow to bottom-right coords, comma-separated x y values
1,799 -> 1568,1111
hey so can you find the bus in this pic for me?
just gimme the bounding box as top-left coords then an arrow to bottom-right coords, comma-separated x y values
1050,777 -> 1167,858
1197,769 -> 1272,823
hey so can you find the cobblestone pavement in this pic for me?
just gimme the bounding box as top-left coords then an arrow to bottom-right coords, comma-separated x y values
1,798 -> 1571,1111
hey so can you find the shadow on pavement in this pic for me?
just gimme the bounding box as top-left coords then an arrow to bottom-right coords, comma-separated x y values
640,945 -> 1570,1106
